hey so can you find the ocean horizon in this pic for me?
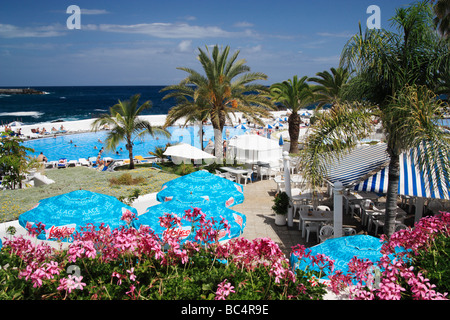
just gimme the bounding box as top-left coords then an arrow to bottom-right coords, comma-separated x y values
0,86 -> 177,126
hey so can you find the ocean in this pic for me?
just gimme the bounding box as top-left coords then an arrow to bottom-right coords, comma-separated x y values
0,86 -> 175,125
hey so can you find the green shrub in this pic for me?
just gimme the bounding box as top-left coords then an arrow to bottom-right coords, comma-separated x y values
109,173 -> 145,186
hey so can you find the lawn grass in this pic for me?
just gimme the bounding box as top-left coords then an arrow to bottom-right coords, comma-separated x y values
0,166 -> 179,223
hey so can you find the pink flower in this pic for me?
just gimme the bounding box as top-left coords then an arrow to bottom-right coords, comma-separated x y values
215,279 -> 235,300
127,268 -> 136,282
121,209 -> 137,225
57,275 -> 86,294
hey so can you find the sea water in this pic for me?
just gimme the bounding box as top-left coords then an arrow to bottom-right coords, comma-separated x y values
0,86 -> 174,125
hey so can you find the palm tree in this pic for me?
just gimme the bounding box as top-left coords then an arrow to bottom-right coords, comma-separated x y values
301,85 -> 450,238
302,1 -> 450,238
161,45 -> 273,160
340,1 -> 449,105
308,67 -> 351,109
433,0 -> 450,39
269,75 -> 314,154
91,94 -> 170,170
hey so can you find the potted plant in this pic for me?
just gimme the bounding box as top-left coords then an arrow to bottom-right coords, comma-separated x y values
272,192 -> 290,226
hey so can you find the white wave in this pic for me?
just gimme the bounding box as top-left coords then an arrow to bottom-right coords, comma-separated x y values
0,94 -> 11,97
0,111 -> 44,118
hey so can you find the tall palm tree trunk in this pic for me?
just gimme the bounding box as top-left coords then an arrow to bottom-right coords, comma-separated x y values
214,127 -> 223,161
384,153 -> 400,238
126,137 -> 135,170
288,113 -> 301,154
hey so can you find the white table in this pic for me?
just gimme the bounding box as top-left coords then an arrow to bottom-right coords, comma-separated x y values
220,167 -> 249,183
299,209 -> 334,238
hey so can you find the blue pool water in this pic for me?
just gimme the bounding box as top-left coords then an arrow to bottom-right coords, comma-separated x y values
24,125 -> 246,162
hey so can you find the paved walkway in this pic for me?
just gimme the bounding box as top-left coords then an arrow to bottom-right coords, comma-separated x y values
233,179 -> 363,257
233,179 -> 301,256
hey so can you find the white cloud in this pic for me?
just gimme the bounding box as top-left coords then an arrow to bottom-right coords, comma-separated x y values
97,22 -> 242,39
0,23 -> 66,38
234,21 -> 254,28
80,9 -> 110,15
317,31 -> 353,38
177,40 -> 193,52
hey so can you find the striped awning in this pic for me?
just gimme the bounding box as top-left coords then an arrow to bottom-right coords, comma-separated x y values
354,144 -> 450,200
324,143 -> 390,188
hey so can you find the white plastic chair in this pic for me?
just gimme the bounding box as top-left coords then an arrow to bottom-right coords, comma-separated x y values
395,223 -> 408,232
305,222 -> 321,243
342,227 -> 356,236
319,225 -> 334,243
224,172 -> 236,182
240,169 -> 253,185
215,170 -> 225,178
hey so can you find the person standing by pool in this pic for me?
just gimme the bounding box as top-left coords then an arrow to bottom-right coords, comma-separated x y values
36,152 -> 47,162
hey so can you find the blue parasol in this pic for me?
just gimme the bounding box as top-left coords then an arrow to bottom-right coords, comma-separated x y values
290,235 -> 392,280
279,134 -> 284,146
18,190 -> 137,241
133,194 -> 246,244
157,170 -> 245,208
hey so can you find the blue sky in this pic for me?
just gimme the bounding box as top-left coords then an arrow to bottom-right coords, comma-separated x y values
0,0 -> 414,86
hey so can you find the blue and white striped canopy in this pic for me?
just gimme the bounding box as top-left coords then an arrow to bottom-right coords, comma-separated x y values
324,143 -> 390,188
354,144 -> 450,200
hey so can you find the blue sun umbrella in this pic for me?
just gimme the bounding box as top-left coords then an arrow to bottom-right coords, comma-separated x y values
157,170 -> 245,208
290,235 -> 401,280
133,194 -> 246,244
279,134 -> 284,146
18,190 -> 138,241
234,124 -> 247,130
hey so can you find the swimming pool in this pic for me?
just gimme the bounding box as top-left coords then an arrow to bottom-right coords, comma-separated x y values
24,125 -> 247,162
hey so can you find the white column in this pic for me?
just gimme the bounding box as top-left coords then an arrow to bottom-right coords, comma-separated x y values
333,181 -> 344,238
283,151 -> 293,227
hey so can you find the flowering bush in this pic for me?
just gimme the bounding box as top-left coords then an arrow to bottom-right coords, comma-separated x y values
291,212 -> 450,300
0,207 -> 326,300
1,208 -> 448,300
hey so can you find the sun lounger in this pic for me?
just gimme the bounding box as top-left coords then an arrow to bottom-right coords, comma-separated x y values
68,160 -> 77,167
57,158 -> 68,168
88,157 -> 97,166
45,161 -> 58,169
78,158 -> 90,166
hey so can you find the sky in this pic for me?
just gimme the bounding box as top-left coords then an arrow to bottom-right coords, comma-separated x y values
0,0 -> 415,87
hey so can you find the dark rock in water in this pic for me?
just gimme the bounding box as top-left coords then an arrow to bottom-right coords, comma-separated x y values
0,88 -> 45,95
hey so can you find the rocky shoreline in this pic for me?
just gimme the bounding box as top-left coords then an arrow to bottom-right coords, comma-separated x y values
0,88 -> 46,95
